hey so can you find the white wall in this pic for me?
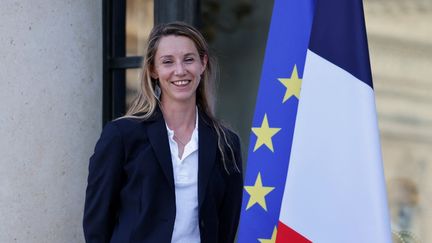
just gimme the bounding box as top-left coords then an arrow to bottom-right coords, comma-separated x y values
0,0 -> 102,242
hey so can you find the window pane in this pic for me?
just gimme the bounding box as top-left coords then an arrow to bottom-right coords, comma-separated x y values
126,68 -> 141,111
126,0 -> 154,56
125,0 -> 153,113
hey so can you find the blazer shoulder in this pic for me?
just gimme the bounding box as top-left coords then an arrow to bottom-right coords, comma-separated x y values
218,125 -> 243,174
221,125 -> 241,149
103,117 -> 153,143
199,111 -> 240,144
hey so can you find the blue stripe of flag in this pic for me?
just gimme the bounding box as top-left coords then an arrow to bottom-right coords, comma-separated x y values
309,0 -> 373,88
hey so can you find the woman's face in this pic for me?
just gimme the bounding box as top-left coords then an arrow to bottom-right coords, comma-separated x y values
152,35 -> 207,106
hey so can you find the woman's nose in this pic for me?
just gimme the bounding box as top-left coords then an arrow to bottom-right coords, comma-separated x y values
174,63 -> 186,76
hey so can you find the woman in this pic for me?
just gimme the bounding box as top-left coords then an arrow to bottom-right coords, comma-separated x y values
83,22 -> 243,243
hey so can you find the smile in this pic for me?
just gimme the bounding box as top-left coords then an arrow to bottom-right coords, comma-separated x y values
171,80 -> 191,87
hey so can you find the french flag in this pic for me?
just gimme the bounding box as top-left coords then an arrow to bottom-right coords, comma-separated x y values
277,0 -> 392,242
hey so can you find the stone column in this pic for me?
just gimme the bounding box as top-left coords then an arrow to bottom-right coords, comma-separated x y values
0,0 -> 102,242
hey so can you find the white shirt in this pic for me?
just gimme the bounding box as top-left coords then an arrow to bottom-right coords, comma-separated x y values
166,112 -> 200,243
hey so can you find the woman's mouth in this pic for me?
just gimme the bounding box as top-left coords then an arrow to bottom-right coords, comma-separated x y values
171,80 -> 191,87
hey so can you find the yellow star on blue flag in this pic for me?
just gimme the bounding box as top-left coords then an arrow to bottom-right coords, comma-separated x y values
251,114 -> 281,152
278,65 -> 302,102
244,172 -> 275,211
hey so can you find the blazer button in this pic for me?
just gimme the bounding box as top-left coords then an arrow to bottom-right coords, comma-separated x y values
200,220 -> 205,228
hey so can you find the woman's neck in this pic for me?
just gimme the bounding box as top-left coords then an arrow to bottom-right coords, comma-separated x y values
161,100 -> 197,132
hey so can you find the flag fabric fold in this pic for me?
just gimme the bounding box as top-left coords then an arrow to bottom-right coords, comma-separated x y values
238,0 -> 392,242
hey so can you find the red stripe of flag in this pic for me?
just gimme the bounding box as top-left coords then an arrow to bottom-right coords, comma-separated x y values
276,221 -> 312,243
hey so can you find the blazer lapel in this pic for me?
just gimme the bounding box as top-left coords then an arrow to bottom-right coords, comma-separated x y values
198,113 -> 217,208
146,111 -> 175,189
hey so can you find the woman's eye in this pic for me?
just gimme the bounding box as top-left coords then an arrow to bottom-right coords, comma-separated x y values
162,60 -> 173,64
185,58 -> 194,63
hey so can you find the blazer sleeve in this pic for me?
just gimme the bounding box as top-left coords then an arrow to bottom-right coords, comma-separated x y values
83,122 -> 125,243
218,134 -> 244,243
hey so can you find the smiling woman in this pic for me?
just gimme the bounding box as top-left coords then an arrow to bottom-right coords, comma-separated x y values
83,22 -> 243,243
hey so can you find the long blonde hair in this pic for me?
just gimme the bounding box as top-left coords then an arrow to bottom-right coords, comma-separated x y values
126,22 -> 240,174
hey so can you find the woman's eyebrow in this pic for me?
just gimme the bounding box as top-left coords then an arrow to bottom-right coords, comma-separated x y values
159,53 -> 198,59
158,55 -> 173,59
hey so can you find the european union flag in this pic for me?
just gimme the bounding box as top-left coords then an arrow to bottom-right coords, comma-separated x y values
237,0 -> 315,242
239,0 -> 392,242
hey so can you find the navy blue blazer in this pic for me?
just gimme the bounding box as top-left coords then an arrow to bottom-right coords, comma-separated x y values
83,110 -> 243,243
